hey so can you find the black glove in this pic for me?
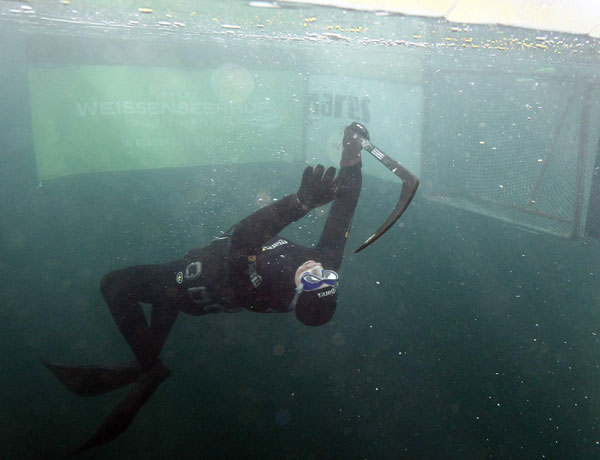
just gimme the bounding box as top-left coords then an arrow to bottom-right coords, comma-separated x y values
341,122 -> 369,167
347,121 -> 370,140
297,164 -> 337,209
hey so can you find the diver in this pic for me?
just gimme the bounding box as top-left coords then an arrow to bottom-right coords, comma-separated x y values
45,122 -> 369,456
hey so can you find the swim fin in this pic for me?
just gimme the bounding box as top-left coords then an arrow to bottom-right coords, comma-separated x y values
43,361 -> 143,396
67,360 -> 171,457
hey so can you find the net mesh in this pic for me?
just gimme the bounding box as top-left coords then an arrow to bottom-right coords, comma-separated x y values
422,70 -> 600,238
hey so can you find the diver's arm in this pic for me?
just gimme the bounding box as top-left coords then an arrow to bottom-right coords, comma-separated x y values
229,165 -> 336,254
229,193 -> 309,254
315,123 -> 365,270
315,163 -> 362,270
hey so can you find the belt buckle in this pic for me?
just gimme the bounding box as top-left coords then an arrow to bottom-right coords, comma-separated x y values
184,261 -> 202,280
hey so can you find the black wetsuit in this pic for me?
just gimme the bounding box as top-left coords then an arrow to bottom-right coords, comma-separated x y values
100,164 -> 361,370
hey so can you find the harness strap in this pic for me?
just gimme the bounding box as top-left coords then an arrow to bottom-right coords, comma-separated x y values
247,255 -> 262,288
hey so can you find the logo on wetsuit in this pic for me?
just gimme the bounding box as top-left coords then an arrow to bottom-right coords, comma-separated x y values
317,286 -> 337,298
262,239 -> 288,251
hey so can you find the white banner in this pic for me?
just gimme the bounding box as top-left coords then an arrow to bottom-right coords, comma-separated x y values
306,75 -> 422,181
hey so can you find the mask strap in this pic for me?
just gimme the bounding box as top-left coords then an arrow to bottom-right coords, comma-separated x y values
288,285 -> 303,311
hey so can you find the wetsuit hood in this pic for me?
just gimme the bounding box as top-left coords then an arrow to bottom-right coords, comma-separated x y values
294,285 -> 337,326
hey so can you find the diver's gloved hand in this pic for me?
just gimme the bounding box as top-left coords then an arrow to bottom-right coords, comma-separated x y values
296,164 -> 337,210
341,122 -> 369,167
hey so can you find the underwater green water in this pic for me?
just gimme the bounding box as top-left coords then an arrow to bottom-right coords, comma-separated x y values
2,2 -> 600,459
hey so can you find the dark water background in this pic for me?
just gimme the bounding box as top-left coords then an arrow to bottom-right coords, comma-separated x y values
3,8 -> 600,460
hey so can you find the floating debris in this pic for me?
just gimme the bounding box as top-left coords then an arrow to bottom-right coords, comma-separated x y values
534,67 -> 555,74
221,24 -> 241,29
248,1 -> 280,7
323,32 -> 351,41
138,7 -> 153,14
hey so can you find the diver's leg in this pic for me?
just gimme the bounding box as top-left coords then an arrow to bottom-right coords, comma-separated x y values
51,264 -> 182,455
100,263 -> 180,370
44,300 -> 179,396
149,302 -> 179,359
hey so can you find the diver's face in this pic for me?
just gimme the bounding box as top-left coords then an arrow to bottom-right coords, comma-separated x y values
295,260 -> 328,290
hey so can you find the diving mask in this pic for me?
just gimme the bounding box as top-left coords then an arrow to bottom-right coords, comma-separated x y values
299,268 -> 339,291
